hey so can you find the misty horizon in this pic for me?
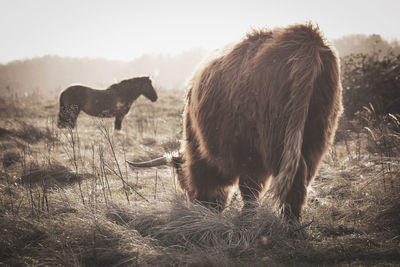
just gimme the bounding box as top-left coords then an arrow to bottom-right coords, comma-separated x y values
1,32 -> 399,66
0,32 -> 399,99
1,30 -> 399,68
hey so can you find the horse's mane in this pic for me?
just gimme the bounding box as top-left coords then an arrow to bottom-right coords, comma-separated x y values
108,77 -> 149,90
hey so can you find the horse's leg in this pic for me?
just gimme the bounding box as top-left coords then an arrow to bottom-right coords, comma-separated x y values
114,110 -> 128,130
114,115 -> 123,130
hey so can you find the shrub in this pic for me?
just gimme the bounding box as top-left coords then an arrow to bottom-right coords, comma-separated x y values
341,53 -> 400,119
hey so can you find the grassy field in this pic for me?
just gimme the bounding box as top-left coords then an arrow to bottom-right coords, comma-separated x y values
0,90 -> 399,266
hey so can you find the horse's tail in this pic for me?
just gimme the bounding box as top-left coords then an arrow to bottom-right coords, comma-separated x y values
57,89 -> 68,128
268,25 -> 328,206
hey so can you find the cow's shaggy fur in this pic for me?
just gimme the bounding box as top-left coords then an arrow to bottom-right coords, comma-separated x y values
176,24 -> 343,219
58,77 -> 157,130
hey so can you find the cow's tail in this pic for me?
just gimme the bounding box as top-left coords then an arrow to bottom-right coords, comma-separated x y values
268,24 -> 328,206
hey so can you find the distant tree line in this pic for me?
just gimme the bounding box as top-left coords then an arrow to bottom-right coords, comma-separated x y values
334,34 -> 400,59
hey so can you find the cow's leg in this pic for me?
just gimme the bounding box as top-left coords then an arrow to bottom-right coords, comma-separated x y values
280,156 -> 308,220
187,158 -> 237,211
239,173 -> 269,210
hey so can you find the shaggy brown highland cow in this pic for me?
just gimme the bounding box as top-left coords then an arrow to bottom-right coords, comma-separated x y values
128,24 -> 343,219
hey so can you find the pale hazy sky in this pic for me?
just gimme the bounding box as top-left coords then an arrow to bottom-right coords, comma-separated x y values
1,0 -> 399,63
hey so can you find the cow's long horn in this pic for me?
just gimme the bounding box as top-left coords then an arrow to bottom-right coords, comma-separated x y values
126,156 -> 168,168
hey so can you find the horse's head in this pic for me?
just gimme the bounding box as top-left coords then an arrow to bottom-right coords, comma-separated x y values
139,77 -> 158,102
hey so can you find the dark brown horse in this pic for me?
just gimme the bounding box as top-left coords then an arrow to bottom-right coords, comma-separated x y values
128,24 -> 342,220
58,76 -> 157,130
